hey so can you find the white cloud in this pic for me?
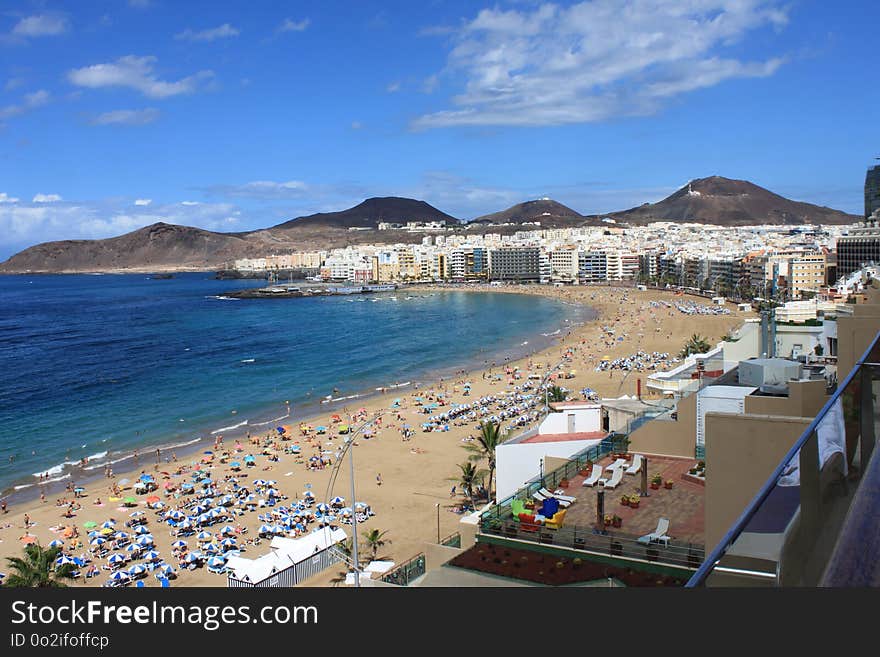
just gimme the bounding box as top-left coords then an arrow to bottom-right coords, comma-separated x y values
128,0 -> 153,8
0,199 -> 242,255
4,78 -> 24,92
277,18 -> 310,33
134,199 -> 152,206
203,180 -> 309,200
0,90 -> 50,120
175,24 -> 240,42
180,201 -> 200,206
386,81 -> 401,93
0,193 -> 20,204
90,108 -> 160,126
33,193 -> 62,203
351,121 -> 363,130
68,56 -> 213,99
413,0 -> 790,129
12,14 -> 68,37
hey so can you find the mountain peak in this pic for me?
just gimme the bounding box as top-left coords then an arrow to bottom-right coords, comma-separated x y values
471,198 -> 583,226
273,196 -> 460,230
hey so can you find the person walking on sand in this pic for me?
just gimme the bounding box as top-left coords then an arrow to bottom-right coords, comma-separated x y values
376,473 -> 382,486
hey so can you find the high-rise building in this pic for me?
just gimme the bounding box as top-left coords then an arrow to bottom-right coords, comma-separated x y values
866,164 -> 880,220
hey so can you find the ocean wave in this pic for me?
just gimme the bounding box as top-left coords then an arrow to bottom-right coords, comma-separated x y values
211,420 -> 248,435
87,450 -> 108,461
14,483 -> 34,491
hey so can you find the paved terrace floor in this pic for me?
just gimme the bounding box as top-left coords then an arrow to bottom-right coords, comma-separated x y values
548,454 -> 705,546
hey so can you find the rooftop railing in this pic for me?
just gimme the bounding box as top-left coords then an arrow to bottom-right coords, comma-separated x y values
687,331 -> 880,586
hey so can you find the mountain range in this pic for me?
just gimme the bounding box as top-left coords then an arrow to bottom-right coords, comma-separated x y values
0,176 -> 860,273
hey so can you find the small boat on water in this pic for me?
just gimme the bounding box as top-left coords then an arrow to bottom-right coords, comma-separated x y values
150,273 -> 173,280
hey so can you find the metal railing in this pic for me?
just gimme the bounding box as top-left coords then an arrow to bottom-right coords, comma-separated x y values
479,521 -> 704,570
687,331 -> 880,587
439,532 -> 461,548
380,553 -> 426,586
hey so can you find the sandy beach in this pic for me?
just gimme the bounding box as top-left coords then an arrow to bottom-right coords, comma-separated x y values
0,285 -> 750,587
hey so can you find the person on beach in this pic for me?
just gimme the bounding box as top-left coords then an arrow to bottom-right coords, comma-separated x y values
376,473 -> 382,486
0,499 -> 6,513
23,513 -> 30,528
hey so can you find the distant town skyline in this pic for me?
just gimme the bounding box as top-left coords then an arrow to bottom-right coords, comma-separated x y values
0,1 -> 877,259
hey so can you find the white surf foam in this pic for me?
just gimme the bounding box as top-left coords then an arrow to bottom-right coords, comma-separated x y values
211,420 -> 248,435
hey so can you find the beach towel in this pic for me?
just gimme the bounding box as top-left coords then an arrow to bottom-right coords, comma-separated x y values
778,397 -> 847,486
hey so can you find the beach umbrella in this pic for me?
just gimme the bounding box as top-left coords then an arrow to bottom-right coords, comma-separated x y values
185,552 -> 201,563
243,455 -> 255,463
197,531 -> 213,542
178,519 -> 193,530
55,555 -> 76,566
127,564 -> 146,576
123,496 -> 137,506
258,524 -> 273,535
316,502 -> 330,512
83,521 -> 98,529
145,495 -> 161,505
230,462 -> 241,470
220,525 -> 235,536
203,542 -> 219,554
48,539 -> 64,548
220,537 -> 237,548
209,507 -> 224,518
171,540 -> 187,550
143,550 -> 161,562
134,535 -> 154,547
20,534 -> 37,544
354,502 -> 369,511
167,510 -> 185,521
109,571 -> 130,583
129,510 -> 145,518
124,544 -> 141,554
89,537 -> 106,547
207,556 -> 226,568
101,521 -> 116,529
330,496 -> 344,506
159,564 -> 175,575
134,525 -> 151,535
108,554 -> 125,565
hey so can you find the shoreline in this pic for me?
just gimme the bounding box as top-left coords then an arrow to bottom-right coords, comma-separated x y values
0,285 -> 592,508
0,284 -> 750,587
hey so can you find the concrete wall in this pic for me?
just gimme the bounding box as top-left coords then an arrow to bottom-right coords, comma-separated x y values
628,391 -> 698,458
721,320 -> 761,363
538,407 -> 601,434
495,439 -> 601,500
704,413 -> 812,553
743,379 -> 828,419
424,543 -> 462,572
837,288 -> 880,378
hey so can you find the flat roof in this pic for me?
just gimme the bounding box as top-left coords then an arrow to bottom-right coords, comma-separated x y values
521,431 -> 607,444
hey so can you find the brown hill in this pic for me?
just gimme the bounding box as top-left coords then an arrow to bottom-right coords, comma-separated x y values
0,222 -> 259,273
592,176 -> 859,226
470,198 -> 586,227
272,196 -> 460,230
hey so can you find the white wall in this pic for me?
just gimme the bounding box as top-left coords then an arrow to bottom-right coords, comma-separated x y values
495,439 -> 602,501
537,406 -> 601,434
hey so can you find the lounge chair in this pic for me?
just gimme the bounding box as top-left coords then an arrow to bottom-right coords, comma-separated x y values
637,517 -> 671,546
605,458 -> 628,472
537,487 -> 575,506
625,454 -> 643,475
582,464 -> 603,487
603,468 -> 624,490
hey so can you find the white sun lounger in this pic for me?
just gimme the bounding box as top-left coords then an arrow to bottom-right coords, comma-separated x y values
637,517 -> 671,545
582,464 -> 603,487
625,454 -> 643,475
602,468 -> 624,490
538,487 -> 576,504
605,458 -> 627,472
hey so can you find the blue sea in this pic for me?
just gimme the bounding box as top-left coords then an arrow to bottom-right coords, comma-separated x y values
0,274 -> 591,497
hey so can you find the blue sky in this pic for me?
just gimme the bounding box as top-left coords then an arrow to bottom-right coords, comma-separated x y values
0,0 -> 877,259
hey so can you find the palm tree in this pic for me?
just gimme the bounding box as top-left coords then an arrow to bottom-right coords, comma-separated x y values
464,421 -> 505,502
362,529 -> 391,561
547,385 -> 567,403
680,333 -> 712,358
3,543 -> 76,588
450,461 -> 487,510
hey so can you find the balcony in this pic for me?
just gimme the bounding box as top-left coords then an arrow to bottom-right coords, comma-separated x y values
688,331 -> 880,586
